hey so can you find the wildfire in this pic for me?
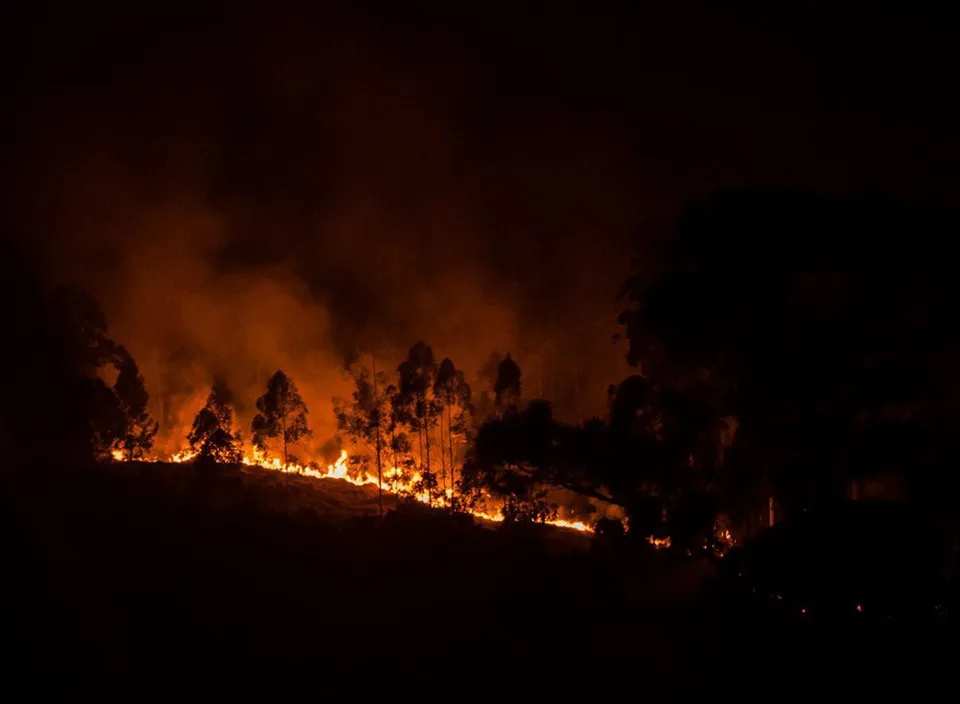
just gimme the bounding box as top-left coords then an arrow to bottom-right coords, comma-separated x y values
151,446 -> 595,533
171,449 -> 199,463
108,444 -> 699,543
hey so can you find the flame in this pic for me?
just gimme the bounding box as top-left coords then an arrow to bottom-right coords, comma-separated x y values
171,449 -> 198,463
148,446 -> 594,533
110,444 -> 687,543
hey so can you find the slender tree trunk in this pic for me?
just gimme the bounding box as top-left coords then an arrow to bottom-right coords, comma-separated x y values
281,411 -> 287,466
439,403 -> 447,507
447,404 -> 455,508
424,408 -> 432,506
373,356 -> 383,519
417,424 -> 424,502
393,448 -> 401,511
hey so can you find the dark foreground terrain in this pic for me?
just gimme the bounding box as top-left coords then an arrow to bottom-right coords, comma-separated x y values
2,462 -> 954,699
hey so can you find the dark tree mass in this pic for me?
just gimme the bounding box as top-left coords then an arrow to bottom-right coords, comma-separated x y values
252,370 -> 311,465
112,352 -> 160,461
2,0 -> 959,697
188,379 -> 243,463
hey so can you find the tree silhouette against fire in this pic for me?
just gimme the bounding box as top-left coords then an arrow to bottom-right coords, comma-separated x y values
10,189 -> 959,547
252,370 -> 312,466
188,379 -> 244,464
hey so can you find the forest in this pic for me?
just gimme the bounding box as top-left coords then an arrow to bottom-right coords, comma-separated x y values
3,181 -> 958,697
5,1 -> 960,696
5,190 -> 959,548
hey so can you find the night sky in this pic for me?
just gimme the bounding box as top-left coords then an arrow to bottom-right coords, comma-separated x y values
4,0 -> 958,447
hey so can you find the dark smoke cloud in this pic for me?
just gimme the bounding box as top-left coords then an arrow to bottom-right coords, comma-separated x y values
3,4 -> 637,451
5,1 -> 957,452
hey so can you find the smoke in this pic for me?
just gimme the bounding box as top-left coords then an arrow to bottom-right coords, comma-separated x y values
4,5 -> 638,453
12,2 -> 948,454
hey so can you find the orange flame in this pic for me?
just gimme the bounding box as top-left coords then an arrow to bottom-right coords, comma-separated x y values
153,447 -> 594,533
109,445 -> 686,543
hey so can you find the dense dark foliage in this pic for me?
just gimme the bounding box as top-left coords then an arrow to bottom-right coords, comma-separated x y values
619,191 -> 960,521
251,370 -> 311,465
3,187 -> 958,696
188,379 -> 243,463
392,342 -> 442,501
0,245 -> 155,466
113,353 -> 159,461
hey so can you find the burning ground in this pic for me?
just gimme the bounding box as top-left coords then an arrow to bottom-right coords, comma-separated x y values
4,454 -> 944,699
119,447 -> 596,534
2,456 -> 702,697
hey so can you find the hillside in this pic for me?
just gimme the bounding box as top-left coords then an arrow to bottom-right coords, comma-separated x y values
108,459 -> 595,543
4,460 -> 954,698
2,460 -> 694,697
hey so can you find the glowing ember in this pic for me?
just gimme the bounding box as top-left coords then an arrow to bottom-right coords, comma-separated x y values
126,444 -> 681,546
549,519 -> 592,532
171,449 -> 198,463
155,447 -> 595,533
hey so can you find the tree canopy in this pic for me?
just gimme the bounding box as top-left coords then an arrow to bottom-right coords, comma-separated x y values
252,370 -> 311,465
113,350 -> 159,461
619,190 -> 960,514
393,342 -> 441,501
188,379 -> 243,463
434,356 -> 473,504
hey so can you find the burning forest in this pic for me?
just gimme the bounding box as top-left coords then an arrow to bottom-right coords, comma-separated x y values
114,330 -> 603,534
4,0 -> 960,697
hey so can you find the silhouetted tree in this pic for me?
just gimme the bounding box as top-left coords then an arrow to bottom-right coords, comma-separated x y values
460,400 -> 566,523
252,370 -> 311,466
605,375 -> 728,541
334,360 -> 392,516
462,385 -> 716,537
188,379 -> 243,463
387,420 -> 417,509
619,190 -> 960,520
494,354 -> 522,416
54,285 -> 126,461
393,342 -> 440,503
113,350 -> 159,461
433,357 -> 473,507
0,245 -> 145,465
53,284 -> 124,373
87,377 -> 124,461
